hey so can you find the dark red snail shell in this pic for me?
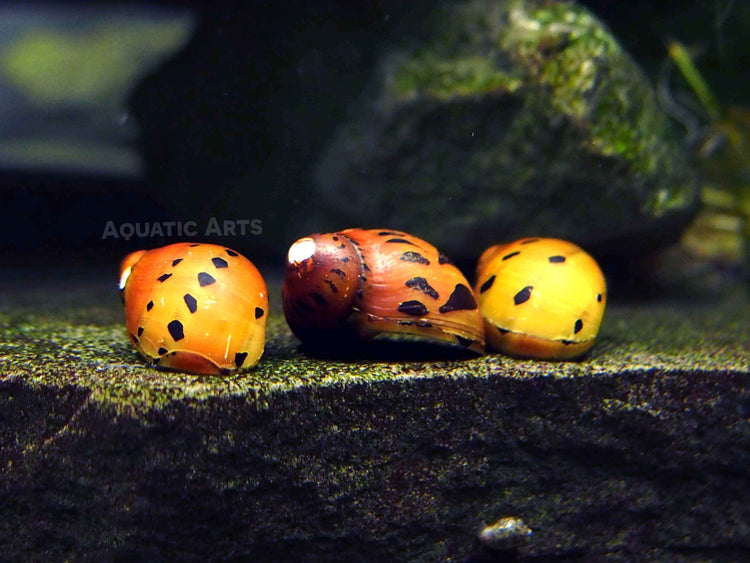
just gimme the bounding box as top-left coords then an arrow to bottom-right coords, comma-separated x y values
282,228 -> 485,353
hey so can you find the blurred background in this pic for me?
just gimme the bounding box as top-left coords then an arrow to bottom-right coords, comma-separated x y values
0,1 -> 195,269
0,0 -> 747,292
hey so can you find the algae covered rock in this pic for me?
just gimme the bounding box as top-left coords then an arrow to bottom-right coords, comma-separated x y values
312,0 -> 698,258
1,268 -> 749,560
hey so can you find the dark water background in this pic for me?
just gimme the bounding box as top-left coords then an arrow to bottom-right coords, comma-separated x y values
0,0 -> 747,281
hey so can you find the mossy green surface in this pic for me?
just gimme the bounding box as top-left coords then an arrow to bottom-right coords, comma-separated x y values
1,264 -> 748,560
2,270 -> 746,413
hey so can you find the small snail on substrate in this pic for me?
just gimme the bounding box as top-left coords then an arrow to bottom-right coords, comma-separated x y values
478,516 -> 533,550
475,238 -> 607,360
282,228 -> 485,353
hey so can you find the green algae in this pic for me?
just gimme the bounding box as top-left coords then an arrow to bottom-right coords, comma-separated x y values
499,1 -> 693,216
315,0 -> 697,260
1,275 -> 748,415
2,284 -> 748,414
391,53 -> 522,100
1,269 -> 748,560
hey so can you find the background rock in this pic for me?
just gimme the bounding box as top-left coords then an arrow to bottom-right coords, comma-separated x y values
311,0 -> 698,259
131,0 -> 700,265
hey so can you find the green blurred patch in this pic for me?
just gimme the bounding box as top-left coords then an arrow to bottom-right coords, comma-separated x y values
1,17 -> 194,106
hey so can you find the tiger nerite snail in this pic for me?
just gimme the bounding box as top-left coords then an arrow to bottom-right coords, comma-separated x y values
475,238 -> 607,360
282,228 -> 485,352
119,242 -> 268,375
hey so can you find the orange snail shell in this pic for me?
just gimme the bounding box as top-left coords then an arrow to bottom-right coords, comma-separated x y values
475,237 -> 607,360
119,242 -> 268,375
282,229 -> 485,353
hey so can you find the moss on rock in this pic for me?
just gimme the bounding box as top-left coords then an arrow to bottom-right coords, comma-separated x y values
312,0 -> 698,259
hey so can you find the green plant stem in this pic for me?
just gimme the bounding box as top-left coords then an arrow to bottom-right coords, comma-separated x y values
668,40 -> 722,121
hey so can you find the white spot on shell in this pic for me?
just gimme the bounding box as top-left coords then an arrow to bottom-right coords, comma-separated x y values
118,266 -> 132,290
288,237 -> 316,265
224,333 -> 232,360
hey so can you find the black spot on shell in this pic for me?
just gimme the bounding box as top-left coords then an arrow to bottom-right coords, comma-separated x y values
234,352 -> 248,368
455,335 -> 474,347
356,289 -> 364,300
184,294 -> 198,314
172,258 -> 183,266
157,273 -> 172,283
146,300 -> 154,311
398,300 -> 428,316
597,293 -> 602,302
309,292 -> 327,307
137,327 -> 144,336
438,253 -> 452,265
255,307 -> 264,319
332,236 -> 339,241
198,272 -> 216,287
502,251 -> 520,261
212,257 -> 228,268
378,231 -> 401,236
398,320 -> 414,326
479,275 -> 496,293
324,279 -> 338,293
330,268 -> 346,277
439,284 -> 477,313
574,319 -> 583,334
225,248 -> 239,256
513,286 -> 533,305
341,257 -> 350,263
361,262 -> 371,272
387,238 -> 416,245
400,251 -> 430,265
168,320 -> 185,341
157,347 -> 168,355
293,300 -> 314,316
548,255 -> 566,263
405,277 -> 439,299
130,334 -> 138,344
152,358 -> 161,365
497,326 -> 510,335
561,339 -> 575,345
